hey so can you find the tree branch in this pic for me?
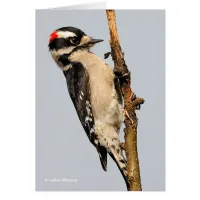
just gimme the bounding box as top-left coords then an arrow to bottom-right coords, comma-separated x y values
106,10 -> 144,191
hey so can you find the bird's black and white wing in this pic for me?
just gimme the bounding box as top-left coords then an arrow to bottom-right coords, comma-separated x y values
63,62 -> 94,140
63,62 -> 107,170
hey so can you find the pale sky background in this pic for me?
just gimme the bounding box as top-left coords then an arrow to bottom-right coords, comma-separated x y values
36,9 -> 165,191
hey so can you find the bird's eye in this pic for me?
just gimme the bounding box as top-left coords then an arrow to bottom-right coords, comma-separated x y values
70,37 -> 79,45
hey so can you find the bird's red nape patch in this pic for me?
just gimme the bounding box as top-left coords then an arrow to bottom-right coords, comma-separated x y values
49,31 -> 58,43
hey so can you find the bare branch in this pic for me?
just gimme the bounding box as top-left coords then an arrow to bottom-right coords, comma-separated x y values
106,9 -> 144,191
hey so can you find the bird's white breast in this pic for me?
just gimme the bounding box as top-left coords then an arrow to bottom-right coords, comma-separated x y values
69,50 -> 123,129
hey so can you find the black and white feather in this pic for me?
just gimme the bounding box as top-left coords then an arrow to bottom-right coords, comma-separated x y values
63,62 -> 94,141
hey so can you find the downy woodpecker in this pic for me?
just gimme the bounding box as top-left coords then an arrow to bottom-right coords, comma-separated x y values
48,26 -> 128,187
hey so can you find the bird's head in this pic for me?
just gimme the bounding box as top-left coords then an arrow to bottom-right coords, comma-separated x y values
48,26 -> 103,54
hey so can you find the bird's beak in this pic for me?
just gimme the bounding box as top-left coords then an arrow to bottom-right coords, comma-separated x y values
89,38 -> 104,44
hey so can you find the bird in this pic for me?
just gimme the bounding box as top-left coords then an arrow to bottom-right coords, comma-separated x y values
48,26 -> 129,188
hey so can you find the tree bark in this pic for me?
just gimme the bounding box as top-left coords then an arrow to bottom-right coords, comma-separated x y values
106,10 -> 144,191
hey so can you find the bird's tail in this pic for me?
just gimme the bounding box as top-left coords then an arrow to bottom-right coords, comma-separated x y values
96,145 -> 107,171
108,147 -> 130,190
94,123 -> 130,190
